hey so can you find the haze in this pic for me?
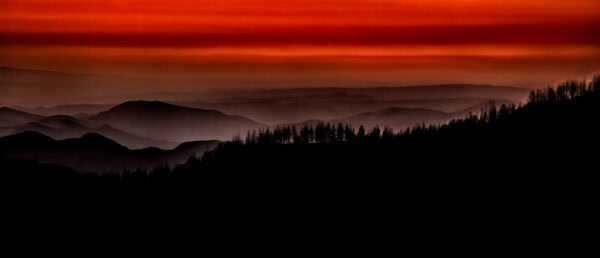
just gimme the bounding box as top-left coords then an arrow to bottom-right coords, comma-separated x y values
1,0 -> 600,107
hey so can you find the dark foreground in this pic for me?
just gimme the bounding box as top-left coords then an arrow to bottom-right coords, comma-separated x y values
2,79 -> 598,250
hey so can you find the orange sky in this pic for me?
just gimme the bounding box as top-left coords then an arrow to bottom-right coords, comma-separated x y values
3,0 -> 600,31
1,0 -> 600,95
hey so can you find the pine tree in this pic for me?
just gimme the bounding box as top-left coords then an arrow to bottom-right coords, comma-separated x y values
336,123 -> 345,142
369,125 -> 381,141
344,124 -> 355,143
357,126 -> 366,140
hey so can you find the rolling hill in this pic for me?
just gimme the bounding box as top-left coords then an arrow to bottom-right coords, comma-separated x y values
221,84 -> 529,102
19,104 -> 115,116
340,107 -> 450,129
0,107 -> 45,127
0,131 -> 219,173
180,85 -> 528,124
0,111 -> 178,149
288,100 -> 511,130
92,101 -> 264,142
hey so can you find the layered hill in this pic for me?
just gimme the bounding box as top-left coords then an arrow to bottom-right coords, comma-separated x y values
0,111 -> 177,149
1,101 -> 263,148
92,101 -> 263,142
340,107 -> 450,129
288,100 -> 509,130
0,107 -> 45,127
0,131 -> 219,173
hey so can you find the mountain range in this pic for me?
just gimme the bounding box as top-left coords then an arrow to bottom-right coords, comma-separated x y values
92,101 -> 264,142
2,97 -> 517,147
1,101 -> 264,148
1,81 -> 530,150
289,100 -> 512,130
0,131 -> 219,173
0,82 -> 534,176
0,107 -> 45,127
178,85 -> 528,124
0,111 -> 177,149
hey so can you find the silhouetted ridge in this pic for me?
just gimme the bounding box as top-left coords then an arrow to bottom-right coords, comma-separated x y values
174,140 -> 220,151
38,115 -> 87,129
373,107 -> 448,116
93,100 -> 263,142
77,132 -> 127,149
108,100 -> 221,115
0,130 -> 219,173
110,100 -> 179,111
42,115 -> 78,121
21,122 -> 55,131
0,110 -> 179,149
98,100 -> 247,123
0,131 -> 54,146
0,107 -> 45,127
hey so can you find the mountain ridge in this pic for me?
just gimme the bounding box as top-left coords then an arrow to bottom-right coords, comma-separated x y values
0,108 -> 180,149
93,100 -> 263,142
0,131 -> 220,173
0,107 -> 46,127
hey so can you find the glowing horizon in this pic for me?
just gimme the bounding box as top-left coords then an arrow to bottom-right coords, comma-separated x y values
2,0 -> 600,96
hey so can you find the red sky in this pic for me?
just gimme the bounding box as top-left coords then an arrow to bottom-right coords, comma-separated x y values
1,0 -> 600,95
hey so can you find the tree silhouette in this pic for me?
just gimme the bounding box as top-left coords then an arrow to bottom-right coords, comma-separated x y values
369,125 -> 381,141
4,75 -> 600,187
336,123 -> 345,142
357,125 -> 366,141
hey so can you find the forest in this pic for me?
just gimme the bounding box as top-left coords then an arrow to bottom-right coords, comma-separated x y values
1,76 -> 599,191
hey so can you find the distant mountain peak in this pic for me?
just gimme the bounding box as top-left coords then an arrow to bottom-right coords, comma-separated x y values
110,100 -> 193,111
118,100 -> 170,106
93,100 -> 262,142
43,115 -> 78,120
104,100 -> 228,117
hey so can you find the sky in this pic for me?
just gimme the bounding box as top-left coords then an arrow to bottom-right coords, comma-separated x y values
1,0 -> 600,101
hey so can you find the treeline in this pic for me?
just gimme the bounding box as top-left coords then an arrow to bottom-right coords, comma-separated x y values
237,76 -> 600,145
97,73 -> 599,187
529,76 -> 600,103
240,123 -> 393,145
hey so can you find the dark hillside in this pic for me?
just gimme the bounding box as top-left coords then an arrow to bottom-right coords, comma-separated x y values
2,77 -> 598,191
